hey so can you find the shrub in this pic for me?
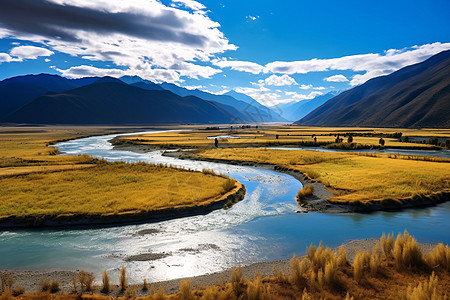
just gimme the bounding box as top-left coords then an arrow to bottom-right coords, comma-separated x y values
101,270 -> 111,294
406,272 -> 438,300
153,287 -> 167,300
301,288 -> 313,300
120,266 -> 128,292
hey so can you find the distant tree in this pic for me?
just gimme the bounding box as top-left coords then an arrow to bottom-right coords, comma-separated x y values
276,135 -> 279,139
347,135 -> 353,143
446,139 -> 450,149
428,137 -> 438,145
314,136 -> 317,143
379,138 -> 385,146
214,138 -> 219,148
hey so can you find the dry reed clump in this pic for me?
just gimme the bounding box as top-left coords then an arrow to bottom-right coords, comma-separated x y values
40,280 -> 60,293
370,242 -> 383,277
337,245 -> 348,267
296,184 -> 314,201
0,273 -> 14,293
393,230 -> 424,270
101,270 -> 111,294
301,288 -> 313,300
353,251 -> 370,283
380,232 -> 395,258
123,287 -> 136,300
119,266 -> 128,292
305,243 -> 340,289
152,287 -> 167,300
426,243 -> 450,271
246,275 -> 270,300
179,280 -> 195,300
406,272 -> 438,300
289,256 -> 309,287
78,270 -> 94,293
142,279 -> 148,292
230,266 -> 245,298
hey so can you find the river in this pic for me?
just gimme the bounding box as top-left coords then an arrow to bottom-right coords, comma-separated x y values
0,131 -> 449,283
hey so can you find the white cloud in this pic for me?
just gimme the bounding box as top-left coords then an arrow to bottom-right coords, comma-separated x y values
234,86 -> 281,106
246,15 -> 259,21
45,58 -> 51,62
264,42 -> 450,85
324,74 -> 348,82
172,0 -> 206,11
262,74 -> 297,86
9,46 -> 54,61
0,53 -> 12,63
183,85 -> 203,90
285,91 -> 324,101
56,65 -> 181,83
212,59 -> 264,74
299,84 -> 312,90
0,0 -> 235,82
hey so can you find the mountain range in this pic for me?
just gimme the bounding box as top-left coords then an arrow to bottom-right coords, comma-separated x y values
0,74 -> 284,125
1,50 -> 449,127
296,49 -> 450,128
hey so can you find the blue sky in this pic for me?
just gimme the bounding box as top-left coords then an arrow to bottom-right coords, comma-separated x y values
0,0 -> 449,106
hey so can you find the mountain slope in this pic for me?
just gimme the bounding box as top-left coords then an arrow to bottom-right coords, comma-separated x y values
160,83 -> 285,122
3,80 -> 243,125
276,92 -> 338,121
0,74 -> 99,119
296,50 -> 450,128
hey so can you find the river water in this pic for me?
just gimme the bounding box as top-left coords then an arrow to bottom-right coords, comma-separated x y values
0,131 -> 449,283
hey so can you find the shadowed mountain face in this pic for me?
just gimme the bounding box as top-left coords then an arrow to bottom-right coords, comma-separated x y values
296,50 -> 450,128
0,74 -> 100,119
3,80 -> 242,125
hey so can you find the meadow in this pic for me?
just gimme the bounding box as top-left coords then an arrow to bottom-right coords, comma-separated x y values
116,125 -> 450,150
198,148 -> 450,203
0,127 -> 240,221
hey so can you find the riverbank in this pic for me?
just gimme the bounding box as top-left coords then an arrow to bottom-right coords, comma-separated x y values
2,238 -> 437,295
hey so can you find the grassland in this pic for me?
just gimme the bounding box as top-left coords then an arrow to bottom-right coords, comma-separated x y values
197,148 -> 450,204
2,231 -> 449,299
114,125 -> 450,149
0,127 -> 242,225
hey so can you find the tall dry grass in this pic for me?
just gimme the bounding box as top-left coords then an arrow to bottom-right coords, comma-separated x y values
406,272 -> 439,300
101,270 -> 110,294
380,232 -> 395,258
119,266 -> 128,292
393,230 -> 424,270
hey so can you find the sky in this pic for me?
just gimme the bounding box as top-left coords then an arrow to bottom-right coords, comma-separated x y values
0,0 -> 449,106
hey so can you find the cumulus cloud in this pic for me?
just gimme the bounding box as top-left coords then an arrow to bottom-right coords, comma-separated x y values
0,0 -> 234,82
234,86 -> 281,106
265,42 -> 450,85
261,74 -> 297,86
0,45 -> 53,63
324,74 -> 348,82
246,15 -> 259,21
212,59 -> 264,74
56,65 -> 181,83
9,45 -> 53,61
0,53 -> 12,63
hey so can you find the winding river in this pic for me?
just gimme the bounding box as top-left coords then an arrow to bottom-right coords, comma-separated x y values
0,131 -> 449,283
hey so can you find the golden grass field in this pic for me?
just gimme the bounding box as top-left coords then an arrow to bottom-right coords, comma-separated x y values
198,148 -> 450,203
117,125 -> 450,149
0,127 -> 238,219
